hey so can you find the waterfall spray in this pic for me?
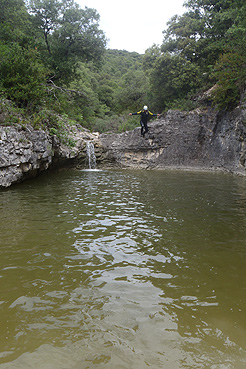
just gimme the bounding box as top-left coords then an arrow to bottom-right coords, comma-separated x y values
86,141 -> 97,169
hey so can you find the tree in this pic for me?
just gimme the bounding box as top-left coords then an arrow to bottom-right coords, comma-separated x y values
149,53 -> 202,110
0,0 -> 47,108
149,0 -> 246,110
0,0 -> 33,45
113,69 -> 149,113
28,0 -> 61,55
212,52 -> 246,110
0,42 -> 47,107
28,0 -> 106,83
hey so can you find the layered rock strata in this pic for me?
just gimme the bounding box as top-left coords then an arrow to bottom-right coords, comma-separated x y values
1,107 -> 246,188
0,125 -> 99,188
99,108 -> 246,174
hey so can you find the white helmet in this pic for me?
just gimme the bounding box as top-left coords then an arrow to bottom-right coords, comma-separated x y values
143,105 -> 148,111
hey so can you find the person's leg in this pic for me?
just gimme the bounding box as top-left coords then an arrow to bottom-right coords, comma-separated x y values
140,121 -> 144,136
144,121 -> 148,135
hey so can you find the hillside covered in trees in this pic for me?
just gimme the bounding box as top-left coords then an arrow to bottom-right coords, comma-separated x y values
0,0 -> 245,136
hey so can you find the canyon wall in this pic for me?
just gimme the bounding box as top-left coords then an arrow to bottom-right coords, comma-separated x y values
1,106 -> 246,188
98,108 -> 246,174
0,125 -> 99,188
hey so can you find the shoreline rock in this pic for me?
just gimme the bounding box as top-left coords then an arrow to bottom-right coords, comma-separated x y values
1,106 -> 246,188
99,108 -> 246,175
0,124 -> 99,188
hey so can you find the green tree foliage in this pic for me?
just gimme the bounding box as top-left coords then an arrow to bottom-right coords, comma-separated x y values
1,0 -> 245,135
211,2 -> 246,109
163,0 -> 240,67
113,69 -> 149,113
147,0 -> 246,111
88,50 -> 151,132
212,52 -> 246,110
0,0 -> 107,119
100,49 -> 150,114
28,0 -> 106,83
149,53 -> 202,110
69,62 -> 105,124
0,42 -> 47,107
0,0 -> 47,108
0,0 -> 33,45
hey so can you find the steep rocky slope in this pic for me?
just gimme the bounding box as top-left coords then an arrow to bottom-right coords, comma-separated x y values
1,106 -> 246,188
0,124 -> 99,188
99,108 -> 246,174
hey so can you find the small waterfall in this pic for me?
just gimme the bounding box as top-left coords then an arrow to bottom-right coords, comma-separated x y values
86,141 -> 97,169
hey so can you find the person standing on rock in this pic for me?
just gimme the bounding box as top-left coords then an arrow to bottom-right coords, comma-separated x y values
129,105 -> 160,137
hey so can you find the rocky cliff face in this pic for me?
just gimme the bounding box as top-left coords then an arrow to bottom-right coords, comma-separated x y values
98,108 -> 246,174
1,107 -> 246,188
0,124 -> 99,188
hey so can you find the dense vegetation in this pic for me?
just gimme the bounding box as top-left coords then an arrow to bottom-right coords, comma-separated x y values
0,0 -> 245,136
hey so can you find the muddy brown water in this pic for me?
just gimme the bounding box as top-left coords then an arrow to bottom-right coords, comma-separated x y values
0,169 -> 245,368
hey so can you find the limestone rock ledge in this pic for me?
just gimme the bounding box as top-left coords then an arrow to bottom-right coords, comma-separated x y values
99,108 -> 246,174
1,106 -> 246,188
0,124 -> 99,188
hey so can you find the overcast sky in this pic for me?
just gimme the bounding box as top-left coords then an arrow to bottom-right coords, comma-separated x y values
77,0 -> 186,54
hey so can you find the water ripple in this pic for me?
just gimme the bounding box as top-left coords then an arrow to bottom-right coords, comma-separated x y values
0,170 -> 246,368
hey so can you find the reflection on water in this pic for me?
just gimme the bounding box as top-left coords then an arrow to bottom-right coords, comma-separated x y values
0,169 -> 246,368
